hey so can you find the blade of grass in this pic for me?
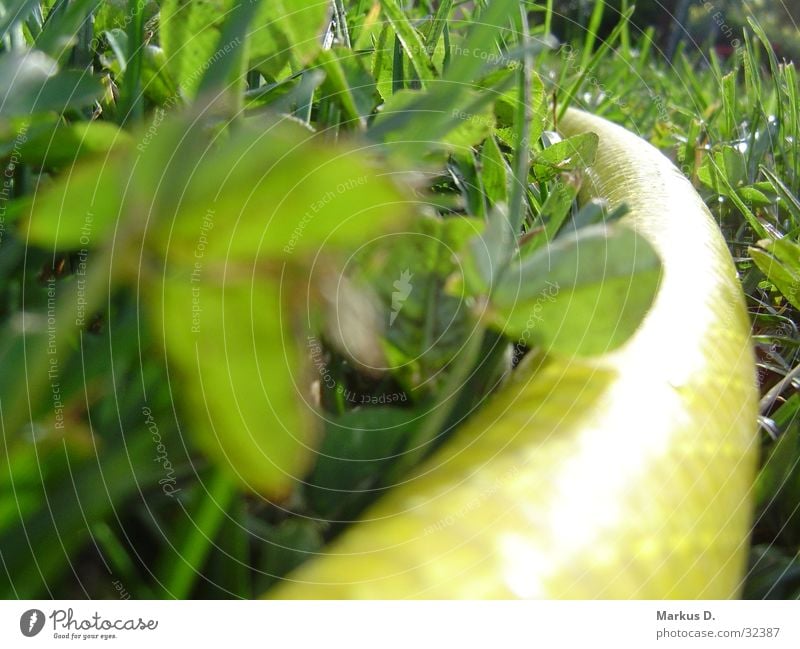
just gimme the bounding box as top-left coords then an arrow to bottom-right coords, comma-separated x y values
635,26 -> 656,74
676,48 -> 711,114
196,0 -> 260,109
442,19 -> 451,71
749,18 -> 785,135
92,521 -> 154,596
0,432 -> 159,597
558,4 -> 634,120
543,0 -> 554,37
619,0 -> 630,57
785,63 -> 800,196
333,0 -> 351,48
721,71 -> 737,140
579,0 -> 606,71
317,49 -> 368,130
370,73 -> 516,160
119,0 -> 146,125
349,0 -> 369,43
508,5 -> 533,236
371,22 -> 392,88
24,2 -> 43,39
383,317 -> 486,483
0,0 -> 39,39
424,0 -> 452,54
742,29 -> 764,114
159,471 -> 238,599
379,0 -> 435,87
392,35 -> 405,93
761,166 -> 800,225
707,156 -> 767,237
35,0 -> 99,61
443,0 -> 518,84
369,0 -> 519,145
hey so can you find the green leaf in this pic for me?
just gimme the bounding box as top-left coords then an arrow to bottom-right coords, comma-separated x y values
103,31 -> 179,105
0,50 -> 104,117
3,120 -> 131,168
460,206 -> 514,295
721,146 -> 748,187
368,0 -> 520,152
24,113 -> 410,259
140,45 -> 182,104
442,0 -> 518,85
532,132 -> 599,182
698,146 -> 749,193
159,0 -> 239,97
249,0 -> 328,76
761,165 -> 800,223
154,116 -> 410,263
318,48 -> 377,127
737,185 -> 774,207
756,395 -> 800,509
371,24 -> 395,101
480,135 -> 508,207
350,215 -> 483,391
0,0 -> 39,37
750,241 -> 800,310
160,0 -> 327,95
24,112 -> 412,499
153,276 -> 312,497
193,0 -> 259,98
378,0 -> 436,86
373,88 -> 495,154
486,68 -> 548,148
522,177 -> 579,252
490,223 -> 662,357
36,0 -> 119,60
21,146 -> 130,245
94,0 -> 159,33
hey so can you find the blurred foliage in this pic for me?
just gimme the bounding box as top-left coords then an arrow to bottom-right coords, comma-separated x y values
0,0 -> 661,598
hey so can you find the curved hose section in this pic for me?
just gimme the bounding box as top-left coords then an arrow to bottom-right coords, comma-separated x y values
270,109 -> 759,598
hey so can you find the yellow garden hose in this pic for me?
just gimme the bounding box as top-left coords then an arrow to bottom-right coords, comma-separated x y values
270,109 -> 759,598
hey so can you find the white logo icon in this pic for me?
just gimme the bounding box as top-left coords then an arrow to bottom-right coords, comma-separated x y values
390,269 -> 413,326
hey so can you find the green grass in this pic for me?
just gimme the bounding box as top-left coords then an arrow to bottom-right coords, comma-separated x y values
0,0 -> 798,599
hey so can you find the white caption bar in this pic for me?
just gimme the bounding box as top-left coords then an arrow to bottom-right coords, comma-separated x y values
1,600 -> 798,648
